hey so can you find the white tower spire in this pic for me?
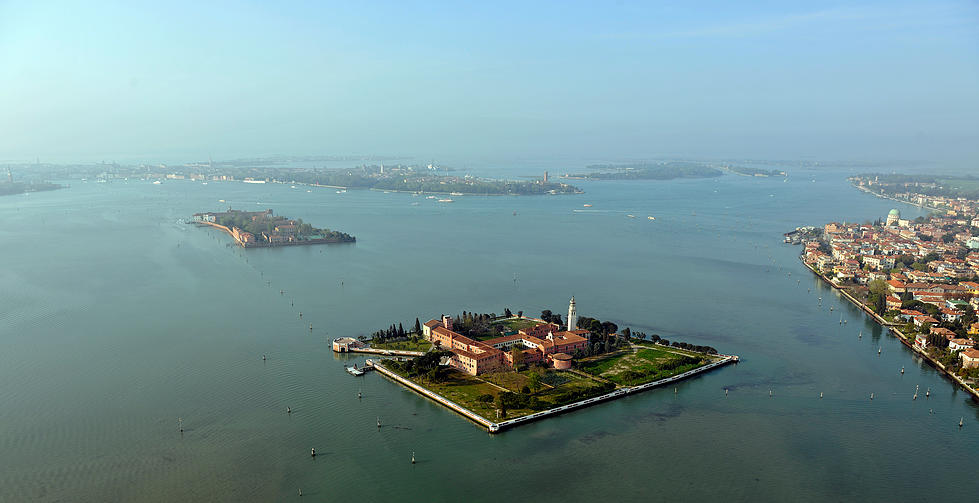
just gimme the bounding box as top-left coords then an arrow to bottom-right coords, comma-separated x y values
567,296 -> 577,331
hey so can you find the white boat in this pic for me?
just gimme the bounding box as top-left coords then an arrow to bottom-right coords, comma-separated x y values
627,214 -> 635,218
426,195 -> 436,199
450,192 -> 463,196
202,182 -> 208,185
336,189 -> 347,194
437,198 -> 454,203
291,185 -> 296,188
583,204 -> 592,207
647,216 -> 656,220
218,199 -> 225,202
152,180 -> 161,185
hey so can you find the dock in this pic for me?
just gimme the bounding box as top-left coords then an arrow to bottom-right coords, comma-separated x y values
344,363 -> 374,376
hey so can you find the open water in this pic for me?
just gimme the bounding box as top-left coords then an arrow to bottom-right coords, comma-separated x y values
1,166 -> 977,501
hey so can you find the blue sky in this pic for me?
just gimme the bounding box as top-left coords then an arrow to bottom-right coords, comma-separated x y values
1,1 -> 977,164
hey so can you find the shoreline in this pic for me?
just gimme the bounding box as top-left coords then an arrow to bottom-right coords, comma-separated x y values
371,354 -> 738,433
850,183 -> 944,213
801,258 -> 979,400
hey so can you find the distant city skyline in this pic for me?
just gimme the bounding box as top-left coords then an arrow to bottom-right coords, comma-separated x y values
1,1 -> 976,165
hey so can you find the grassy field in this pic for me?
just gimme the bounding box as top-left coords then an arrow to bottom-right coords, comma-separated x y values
385,364 -> 611,421
493,317 -> 540,332
580,344 -> 713,386
939,178 -> 979,193
371,339 -> 432,352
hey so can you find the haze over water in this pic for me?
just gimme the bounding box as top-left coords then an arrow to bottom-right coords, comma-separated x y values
1,165 -> 977,502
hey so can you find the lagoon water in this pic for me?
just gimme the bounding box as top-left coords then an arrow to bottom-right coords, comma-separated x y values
1,166 -> 977,502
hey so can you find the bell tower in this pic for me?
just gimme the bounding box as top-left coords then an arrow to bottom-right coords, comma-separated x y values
567,297 -> 577,331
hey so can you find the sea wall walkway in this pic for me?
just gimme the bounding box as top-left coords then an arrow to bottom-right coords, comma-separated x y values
345,347 -> 426,357
371,355 -> 738,433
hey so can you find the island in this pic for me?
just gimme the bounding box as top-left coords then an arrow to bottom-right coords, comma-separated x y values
566,162 -> 723,180
851,173 -> 979,202
0,181 -> 63,197
191,208 -> 355,247
334,298 -> 737,432
723,165 -> 786,177
798,202 -> 979,397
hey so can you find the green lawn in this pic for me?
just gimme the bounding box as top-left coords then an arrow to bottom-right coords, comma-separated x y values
579,344 -> 714,386
385,363 -> 611,421
371,339 -> 432,352
494,317 -> 540,332
939,178 -> 979,193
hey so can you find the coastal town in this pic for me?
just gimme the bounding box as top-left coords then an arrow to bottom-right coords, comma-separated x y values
801,195 -> 979,394
191,208 -> 355,247
333,298 -> 736,431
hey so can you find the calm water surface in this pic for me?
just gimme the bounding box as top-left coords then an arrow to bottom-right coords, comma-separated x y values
1,167 -> 977,502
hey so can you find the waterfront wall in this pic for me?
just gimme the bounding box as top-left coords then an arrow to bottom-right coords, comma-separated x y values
371,362 -> 496,429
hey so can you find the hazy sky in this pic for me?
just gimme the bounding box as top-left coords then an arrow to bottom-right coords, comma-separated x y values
1,1 -> 977,164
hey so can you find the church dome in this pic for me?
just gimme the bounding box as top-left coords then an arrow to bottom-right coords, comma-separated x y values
888,209 -> 900,216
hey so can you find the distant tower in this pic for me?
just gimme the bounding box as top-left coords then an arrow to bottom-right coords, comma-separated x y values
567,297 -> 577,331
6,167 -> 12,183
543,171 -> 549,183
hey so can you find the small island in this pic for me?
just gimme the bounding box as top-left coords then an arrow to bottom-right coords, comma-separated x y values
0,181 -> 63,197
335,298 -> 737,432
566,162 -> 723,180
191,208 -> 355,247
723,165 -> 786,177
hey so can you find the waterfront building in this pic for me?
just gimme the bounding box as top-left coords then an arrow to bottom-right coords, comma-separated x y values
422,308 -> 590,376
567,297 -> 577,331
422,319 -> 441,338
948,339 -> 975,352
333,337 -> 365,352
960,348 -> 979,369
914,333 -> 929,349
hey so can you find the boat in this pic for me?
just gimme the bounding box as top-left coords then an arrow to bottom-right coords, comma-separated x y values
202,182 -> 208,185
152,180 -> 161,185
449,192 -> 463,196
627,214 -> 635,218
336,189 -> 347,194
290,185 -> 296,188
219,199 -> 225,202
437,198 -> 454,203
345,365 -> 365,376
426,195 -> 436,199
583,204 -> 592,207
647,216 -> 656,220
